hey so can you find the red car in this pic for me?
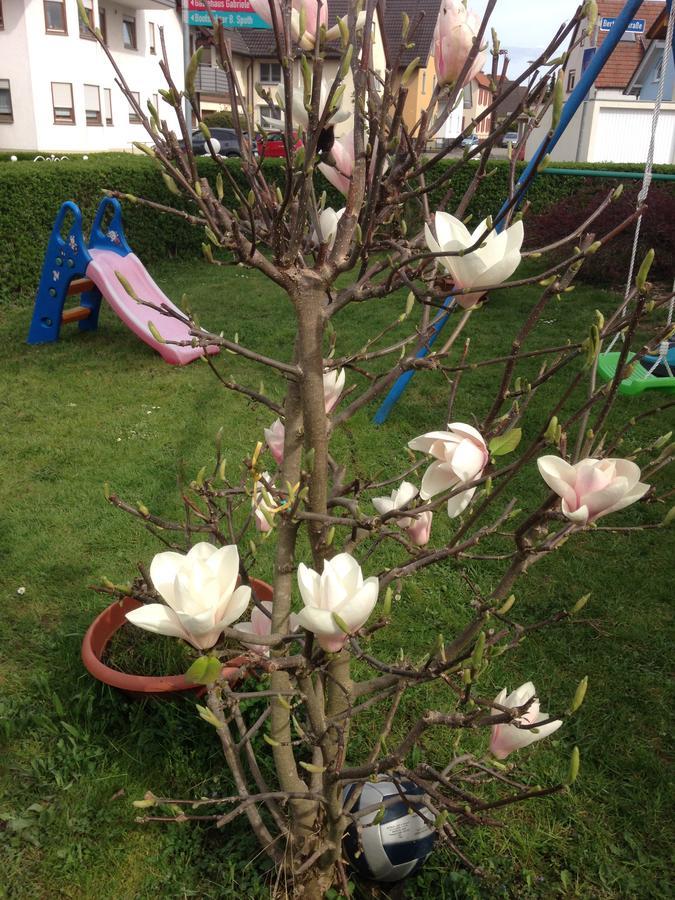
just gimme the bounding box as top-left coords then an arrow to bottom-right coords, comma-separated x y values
255,132 -> 303,158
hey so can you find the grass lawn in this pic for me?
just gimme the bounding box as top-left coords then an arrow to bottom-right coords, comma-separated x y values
0,256 -> 672,899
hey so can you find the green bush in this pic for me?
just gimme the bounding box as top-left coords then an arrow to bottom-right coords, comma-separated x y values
1,157 -> 673,305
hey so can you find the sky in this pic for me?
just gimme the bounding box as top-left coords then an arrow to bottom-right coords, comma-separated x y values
472,0 -> 581,76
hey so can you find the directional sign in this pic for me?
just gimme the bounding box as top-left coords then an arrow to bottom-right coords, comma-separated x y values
599,17 -> 645,33
187,0 -> 271,29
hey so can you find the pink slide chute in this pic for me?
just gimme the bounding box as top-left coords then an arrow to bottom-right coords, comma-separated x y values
86,249 -> 219,366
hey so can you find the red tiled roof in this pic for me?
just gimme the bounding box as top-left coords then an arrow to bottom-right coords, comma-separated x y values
475,72 -> 491,88
594,1 -> 665,88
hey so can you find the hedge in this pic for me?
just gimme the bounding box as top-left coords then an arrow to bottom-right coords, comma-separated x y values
1,156 -> 673,305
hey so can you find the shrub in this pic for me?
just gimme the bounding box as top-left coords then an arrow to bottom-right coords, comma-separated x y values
1,157 -> 673,305
525,181 -> 675,286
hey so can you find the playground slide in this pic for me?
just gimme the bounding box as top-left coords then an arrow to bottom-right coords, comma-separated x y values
87,249 -> 218,366
28,198 -> 219,366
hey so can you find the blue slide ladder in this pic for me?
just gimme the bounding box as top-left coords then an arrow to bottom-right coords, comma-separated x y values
373,0 -> 654,424
27,197 -> 133,346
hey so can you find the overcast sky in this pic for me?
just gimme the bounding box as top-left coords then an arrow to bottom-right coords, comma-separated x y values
472,0 -> 581,76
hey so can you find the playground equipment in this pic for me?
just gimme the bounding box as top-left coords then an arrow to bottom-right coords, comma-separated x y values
27,197 -> 218,365
374,0 -> 675,423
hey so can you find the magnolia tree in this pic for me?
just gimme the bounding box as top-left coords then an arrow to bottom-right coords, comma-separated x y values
83,0 -> 674,895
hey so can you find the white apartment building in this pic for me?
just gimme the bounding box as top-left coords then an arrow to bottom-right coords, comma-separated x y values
0,0 -> 184,152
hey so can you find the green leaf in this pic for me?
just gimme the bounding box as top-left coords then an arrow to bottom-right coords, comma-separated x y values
489,428 -> 522,456
570,676 -> 588,714
196,704 -> 222,728
566,746 -> 580,785
185,656 -> 222,685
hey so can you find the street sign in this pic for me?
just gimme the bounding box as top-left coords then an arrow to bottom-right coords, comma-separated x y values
187,0 -> 271,28
599,17 -> 645,33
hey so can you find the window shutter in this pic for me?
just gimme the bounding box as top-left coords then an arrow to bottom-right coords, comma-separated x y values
52,82 -> 72,108
84,84 -> 100,110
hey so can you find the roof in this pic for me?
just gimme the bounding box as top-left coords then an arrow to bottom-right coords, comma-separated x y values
475,72 -> 491,88
495,80 -> 528,117
593,1 -> 666,89
226,1 -> 353,58
379,0 -> 442,68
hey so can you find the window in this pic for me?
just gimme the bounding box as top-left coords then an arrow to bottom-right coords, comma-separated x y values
653,59 -> 663,83
0,1 -> 5,30
52,82 -> 74,124
0,79 -> 12,123
44,0 -> 67,34
128,91 -> 141,124
259,104 -> 282,127
149,22 -> 156,54
79,0 -> 94,39
122,16 -> 136,50
84,84 -> 101,125
567,69 -> 576,92
99,7 -> 107,44
421,72 -> 427,94
260,62 -> 281,84
104,87 -> 113,125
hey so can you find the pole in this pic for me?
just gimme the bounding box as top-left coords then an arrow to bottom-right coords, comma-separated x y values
374,0 -> 648,425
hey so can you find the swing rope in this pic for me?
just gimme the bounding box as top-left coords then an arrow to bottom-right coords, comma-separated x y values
605,0 -> 675,359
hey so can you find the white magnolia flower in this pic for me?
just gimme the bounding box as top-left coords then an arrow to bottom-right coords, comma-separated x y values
537,456 -> 649,526
490,682 -> 563,759
295,553 -> 379,652
408,422 -> 489,517
323,368 -> 345,413
126,543 -> 250,650
372,481 -> 419,528
313,207 -> 345,248
425,212 -> 524,308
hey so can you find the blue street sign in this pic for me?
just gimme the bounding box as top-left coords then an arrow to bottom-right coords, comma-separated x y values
599,17 -> 645,33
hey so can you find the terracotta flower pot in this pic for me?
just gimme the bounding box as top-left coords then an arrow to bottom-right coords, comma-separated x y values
81,578 -> 273,700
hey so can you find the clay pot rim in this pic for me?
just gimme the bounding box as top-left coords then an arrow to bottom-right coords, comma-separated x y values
81,577 -> 273,696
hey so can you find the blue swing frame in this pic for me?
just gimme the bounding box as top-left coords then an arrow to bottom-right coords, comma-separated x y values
374,0 -> 674,424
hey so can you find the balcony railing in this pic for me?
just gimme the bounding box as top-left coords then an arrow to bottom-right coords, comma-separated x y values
195,66 -> 230,96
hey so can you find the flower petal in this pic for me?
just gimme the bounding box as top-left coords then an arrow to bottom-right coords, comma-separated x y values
125,604 -> 187,641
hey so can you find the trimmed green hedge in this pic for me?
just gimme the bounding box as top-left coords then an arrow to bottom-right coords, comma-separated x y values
1,157 -> 673,305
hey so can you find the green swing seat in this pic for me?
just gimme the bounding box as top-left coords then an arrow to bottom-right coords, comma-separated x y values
597,351 -> 675,396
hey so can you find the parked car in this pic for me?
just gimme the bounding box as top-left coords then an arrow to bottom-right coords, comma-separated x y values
500,131 -> 520,147
188,127 -> 255,158
255,132 -> 303,158
461,134 -> 480,149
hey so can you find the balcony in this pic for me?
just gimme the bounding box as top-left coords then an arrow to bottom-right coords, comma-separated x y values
195,65 -> 230,96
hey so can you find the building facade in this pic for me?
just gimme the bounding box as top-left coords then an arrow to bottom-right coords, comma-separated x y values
525,0 -> 674,164
0,0 -> 183,152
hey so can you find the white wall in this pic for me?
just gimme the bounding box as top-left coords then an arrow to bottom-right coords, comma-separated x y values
526,98 -> 675,164
0,0 -> 38,148
0,0 -> 184,152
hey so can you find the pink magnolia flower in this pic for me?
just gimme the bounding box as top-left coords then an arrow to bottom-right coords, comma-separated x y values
537,456 -> 649,526
252,473 -> 277,533
233,600 -> 274,656
323,368 -> 345,413
248,0 -> 327,49
295,553 -> 379,652
408,423 -> 489,517
372,481 -> 419,527
490,682 -> 562,759
264,418 -> 285,465
318,131 -> 354,196
407,510 -> 433,546
433,1 -> 487,88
